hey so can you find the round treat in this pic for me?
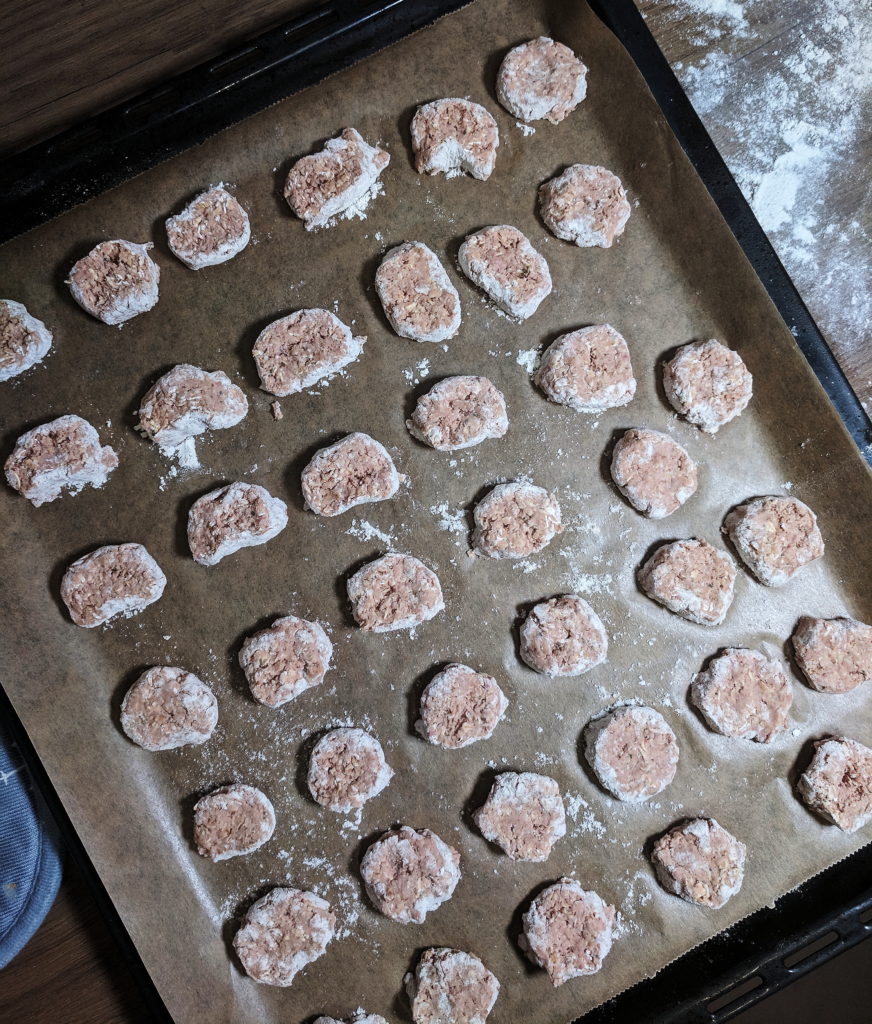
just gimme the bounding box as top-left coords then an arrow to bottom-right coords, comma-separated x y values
473,771 -> 566,862
405,947 -> 499,1024
0,299 -> 52,382
301,432 -> 400,517
520,594 -> 608,677
651,818 -> 746,908
406,375 -> 508,451
360,825 -> 460,924
239,615 -> 332,708
535,324 -> 636,412
5,414 -> 118,506
416,663 -> 508,749
724,495 -> 824,587
307,728 -> 393,813
233,887 -> 335,986
691,648 -> 792,743
165,185 -> 250,269
137,364 -> 248,451
315,1015 -> 387,1024
797,736 -> 872,832
60,542 -> 166,628
637,538 -> 736,626
193,783 -> 276,861
497,37 -> 587,124
410,98 -> 499,180
67,240 -> 160,325
538,165 -> 630,248
375,242 -> 461,343
187,482 -> 288,566
791,616 -> 872,694
347,553 -> 444,633
584,706 -> 679,801
663,339 -> 752,433
284,127 -> 389,230
610,428 -> 697,519
458,225 -> 552,320
120,666 -> 217,751
519,878 -> 615,986
252,308 -> 366,397
472,481 -> 562,559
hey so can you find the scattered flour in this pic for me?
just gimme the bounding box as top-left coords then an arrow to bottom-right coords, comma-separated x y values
430,502 -> 466,533
515,348 -> 540,373
345,518 -> 394,545
515,121 -> 536,136
402,358 -> 431,385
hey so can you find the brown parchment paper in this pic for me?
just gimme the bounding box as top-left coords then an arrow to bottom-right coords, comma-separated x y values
2,2 -> 872,1021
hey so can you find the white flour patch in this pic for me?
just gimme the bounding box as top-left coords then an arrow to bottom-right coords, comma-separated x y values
402,358 -> 431,385
515,348 -> 540,373
346,518 -> 394,546
515,121 -> 536,136
430,502 -> 466,533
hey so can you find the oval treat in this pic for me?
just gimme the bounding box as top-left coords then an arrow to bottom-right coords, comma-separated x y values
497,37 -> 587,124
416,663 -> 508,749
637,538 -> 736,626
239,614 -> 332,708
0,299 -> 52,381
651,818 -> 746,908
193,783 -> 275,861
458,225 -> 551,319
538,164 -> 630,248
411,98 -> 499,180
61,542 -> 166,628
67,240 -> 160,325
797,736 -> 872,832
307,727 -> 393,813
375,242 -> 461,343
584,705 -> 679,801
691,648 -> 792,742
520,594 -> 608,677
301,432 -> 400,516
166,185 -> 250,269
406,375 -> 507,451
472,481 -> 562,559
724,495 -> 824,587
120,666 -> 217,751
610,427 -> 697,519
535,324 -> 636,412
473,771 -> 565,862
663,339 -> 752,433
791,616 -> 872,694
347,553 -> 444,632
405,948 -> 499,1024
187,482 -> 287,566
137,364 -> 248,451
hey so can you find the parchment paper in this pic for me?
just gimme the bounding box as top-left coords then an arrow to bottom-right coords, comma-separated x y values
2,1 -> 871,1021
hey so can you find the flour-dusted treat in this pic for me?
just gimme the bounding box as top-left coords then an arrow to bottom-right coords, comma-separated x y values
165,185 -> 250,269
375,242 -> 461,343
474,771 -> 566,862
458,225 -> 551,319
520,595 -> 608,677
410,98 -> 499,180
284,128 -> 389,230
347,553 -> 444,632
651,818 -> 746,908
193,784 -> 276,861
307,728 -> 393,813
610,428 -> 697,519
61,543 -> 166,627
724,495 -> 824,587
120,666 -> 218,751
406,375 -> 508,451
5,415 -> 118,506
0,300 -> 53,381
472,481 -> 562,559
233,887 -> 335,986
239,615 -> 332,708
535,324 -> 636,412
691,648 -> 792,743
416,664 -> 508,749
538,165 -> 630,248
405,947 -> 500,1024
497,37 -> 588,124
638,538 -> 737,626
301,432 -> 400,517
360,825 -> 460,924
584,706 -> 679,802
67,240 -> 160,325
314,1015 -> 387,1024
187,482 -> 287,566
252,308 -> 366,397
663,339 -> 753,433
791,616 -> 872,694
519,879 -> 615,986
137,364 -> 248,451
797,736 -> 872,832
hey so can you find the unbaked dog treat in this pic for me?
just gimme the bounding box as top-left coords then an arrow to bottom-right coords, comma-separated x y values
691,648 -> 792,743
472,481 -> 562,559
416,664 -> 508,749
0,299 -> 52,381
473,771 -> 566,862
791,616 -> 872,694
120,666 -> 217,751
497,37 -> 588,124
663,339 -> 753,433
314,1015 -> 387,1024
637,538 -> 737,626
651,818 -> 746,908
584,706 -> 679,801
519,879 -> 615,986
301,432 -> 400,516
375,242 -> 461,343
347,553 -> 444,632
61,543 -> 166,627
410,99 -> 499,180
239,615 -> 332,708
724,495 -> 824,587
187,482 -> 287,566
5,415 -> 118,506
137,364 -> 248,451
610,428 -> 697,518
233,887 -> 335,986
284,128 -> 389,230
307,728 -> 393,813
406,375 -> 508,451
538,165 -> 630,248
535,324 -> 636,412
458,225 -> 552,319
360,825 -> 460,923
193,784 -> 276,861
67,240 -> 160,325
520,595 -> 608,677
165,185 -> 250,269
252,308 -> 366,397
797,736 -> 872,832
405,947 -> 500,1024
